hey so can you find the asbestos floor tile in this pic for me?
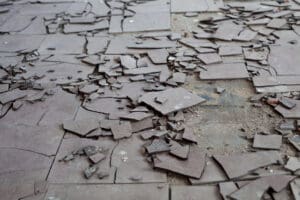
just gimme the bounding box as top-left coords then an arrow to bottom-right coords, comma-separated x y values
0,148 -> 53,185
0,34 -> 45,53
269,45 -> 300,76
199,63 -> 249,80
20,62 -> 94,85
48,138 -> 116,184
139,87 -> 206,115
43,183 -> 169,200
123,12 -> 171,32
213,151 -> 282,179
230,175 -> 295,200
0,124 -> 64,156
63,20 -> 109,33
111,134 -> 167,184
171,0 -> 208,13
275,99 -> 300,119
38,35 -> 85,54
219,182 -> 238,200
253,134 -> 282,150
154,145 -> 206,179
86,36 -> 108,54
171,185 -> 222,200
189,157 -> 228,185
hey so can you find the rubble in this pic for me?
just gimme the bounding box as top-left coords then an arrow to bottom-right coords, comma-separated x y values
1,0 -> 300,198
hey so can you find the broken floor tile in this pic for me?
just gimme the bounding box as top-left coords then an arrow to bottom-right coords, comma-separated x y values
172,72 -> 186,84
111,134 -> 167,183
120,55 -> 136,69
154,145 -> 206,178
38,35 -> 85,54
44,183 -> 169,200
0,123 -> 64,156
272,189 -> 292,200
0,148 -> 53,183
219,182 -> 238,200
269,45 -> 300,76
139,87 -> 206,115
234,29 -> 257,41
123,12 -> 171,32
219,45 -> 242,56
83,98 -> 130,117
275,99 -> 300,119
171,185 -> 222,200
182,127 -> 198,143
111,121 -> 132,140
146,138 -> 170,154
63,19 -> 109,33
147,49 -> 169,64
199,63 -> 249,80
79,84 -> 99,95
48,138 -> 116,184
285,157 -> 300,172
291,178 -> 300,200
253,134 -> 282,150
171,0 -> 222,13
229,175 -> 295,200
83,165 -> 98,179
213,151 -> 282,179
0,35 -> 45,53
63,118 -> 100,137
243,47 -> 269,61
21,62 -> 94,85
289,135 -> 300,151
267,18 -> 287,29
197,53 -> 222,65
189,157 -> 228,185
213,21 -> 243,41
169,141 -> 190,159
109,15 -> 123,33
131,117 -> 154,133
86,37 -> 108,54
279,97 -> 297,109
279,121 -> 295,130
0,89 -> 27,104
121,112 -> 153,121
0,14 -> 35,33
81,56 -> 102,66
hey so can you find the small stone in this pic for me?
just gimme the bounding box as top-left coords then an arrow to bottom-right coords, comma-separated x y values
279,121 -> 295,130
59,154 -> 75,162
98,171 -> 110,179
84,165 -> 98,179
279,97 -> 296,109
215,87 -> 225,94
12,100 -> 23,110
83,145 -> 98,156
155,96 -> 168,104
89,153 -> 106,164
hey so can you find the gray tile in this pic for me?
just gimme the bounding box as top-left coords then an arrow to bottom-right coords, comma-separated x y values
171,185 -> 222,200
43,183 -> 169,200
48,138 -> 116,183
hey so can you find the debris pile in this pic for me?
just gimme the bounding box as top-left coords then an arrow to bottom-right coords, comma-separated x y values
1,0 -> 300,199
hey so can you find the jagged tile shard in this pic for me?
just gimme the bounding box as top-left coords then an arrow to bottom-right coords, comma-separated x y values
139,88 -> 205,115
200,63 -> 249,80
63,118 -> 100,137
154,145 -> 206,178
253,134 -> 282,150
213,151 -> 282,179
